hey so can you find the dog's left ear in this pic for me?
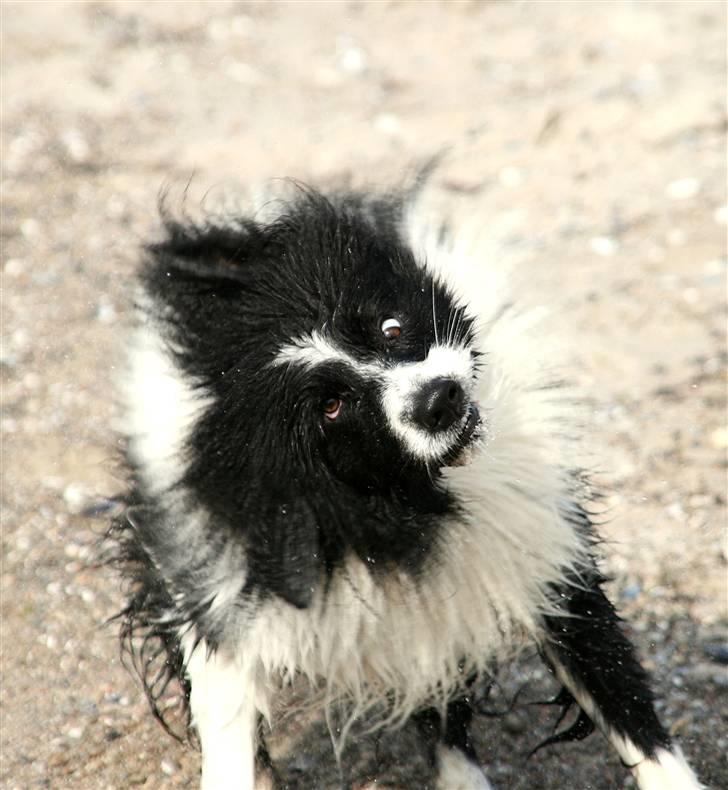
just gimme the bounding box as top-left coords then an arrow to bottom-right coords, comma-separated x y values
250,494 -> 321,610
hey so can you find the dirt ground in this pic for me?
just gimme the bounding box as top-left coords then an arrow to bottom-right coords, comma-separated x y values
1,1 -> 726,788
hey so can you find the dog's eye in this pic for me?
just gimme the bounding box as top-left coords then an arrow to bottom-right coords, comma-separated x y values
381,318 -> 401,340
323,397 -> 342,420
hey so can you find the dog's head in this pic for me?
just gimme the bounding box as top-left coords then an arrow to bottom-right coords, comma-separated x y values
137,188 -> 482,603
271,219 -> 482,491
275,328 -> 481,488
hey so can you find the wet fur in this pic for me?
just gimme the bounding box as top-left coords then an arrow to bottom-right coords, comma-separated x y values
110,184 -> 702,788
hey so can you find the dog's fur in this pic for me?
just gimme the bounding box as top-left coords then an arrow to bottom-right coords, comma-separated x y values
112,184 -> 702,789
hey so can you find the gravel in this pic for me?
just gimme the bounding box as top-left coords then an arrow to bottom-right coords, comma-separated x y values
2,2 -> 726,788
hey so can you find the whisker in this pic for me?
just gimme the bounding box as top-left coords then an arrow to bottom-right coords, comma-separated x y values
431,280 -> 439,346
451,307 -> 464,347
453,307 -> 465,345
451,306 -> 462,347
445,306 -> 455,346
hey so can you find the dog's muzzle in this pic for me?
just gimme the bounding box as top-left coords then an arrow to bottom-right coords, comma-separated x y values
412,378 -> 481,466
412,377 -> 466,433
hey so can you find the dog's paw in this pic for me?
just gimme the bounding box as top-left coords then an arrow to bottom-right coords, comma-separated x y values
436,745 -> 494,790
632,747 -> 705,790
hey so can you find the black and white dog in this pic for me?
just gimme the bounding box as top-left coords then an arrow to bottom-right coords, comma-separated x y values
113,184 -> 702,789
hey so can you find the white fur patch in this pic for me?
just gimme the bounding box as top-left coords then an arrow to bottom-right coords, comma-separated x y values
183,635 -> 258,790
273,330 -> 355,371
124,313 -> 212,496
436,745 -> 493,790
632,747 -> 705,790
380,343 -> 475,460
123,310 -> 252,617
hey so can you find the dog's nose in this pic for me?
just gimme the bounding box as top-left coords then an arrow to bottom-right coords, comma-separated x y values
413,378 -> 465,433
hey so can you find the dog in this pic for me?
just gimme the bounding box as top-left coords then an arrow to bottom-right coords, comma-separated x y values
112,183 -> 703,789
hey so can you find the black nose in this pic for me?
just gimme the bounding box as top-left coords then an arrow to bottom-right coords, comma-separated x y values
413,378 -> 465,433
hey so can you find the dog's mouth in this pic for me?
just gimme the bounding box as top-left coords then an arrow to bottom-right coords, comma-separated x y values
443,403 -> 482,467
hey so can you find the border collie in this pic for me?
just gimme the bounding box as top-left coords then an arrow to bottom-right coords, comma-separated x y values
112,183 -> 702,789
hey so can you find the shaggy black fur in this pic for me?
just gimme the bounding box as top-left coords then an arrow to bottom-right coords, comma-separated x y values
139,190 -> 474,607
109,185 -> 685,786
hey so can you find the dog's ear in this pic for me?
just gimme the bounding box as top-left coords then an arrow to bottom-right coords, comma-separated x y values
145,216 -> 265,286
249,494 -> 321,610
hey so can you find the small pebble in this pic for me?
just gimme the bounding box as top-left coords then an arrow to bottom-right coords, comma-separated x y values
669,714 -> 692,736
621,583 -> 642,601
703,642 -> 728,665
160,759 -> 177,776
666,177 -> 700,200
80,588 -> 96,604
709,427 -> 728,449
96,299 -> 117,324
503,712 -> 527,734
676,662 -> 728,687
63,483 -> 91,514
337,37 -> 367,75
4,258 -> 25,276
60,129 -> 90,163
20,218 -> 41,238
498,166 -> 524,188
225,61 -> 262,85
665,502 -> 686,520
589,236 -> 618,257
11,328 -> 29,350
373,113 -> 402,136
666,228 -> 687,246
703,258 -> 727,274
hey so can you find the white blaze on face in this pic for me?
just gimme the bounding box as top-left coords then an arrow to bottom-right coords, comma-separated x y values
380,344 -> 475,461
273,332 -> 476,462
272,330 -> 354,371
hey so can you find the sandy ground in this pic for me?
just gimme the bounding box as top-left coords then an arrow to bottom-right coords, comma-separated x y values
1,1 -> 726,788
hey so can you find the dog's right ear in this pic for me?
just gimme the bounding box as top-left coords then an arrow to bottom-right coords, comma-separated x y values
145,216 -> 266,286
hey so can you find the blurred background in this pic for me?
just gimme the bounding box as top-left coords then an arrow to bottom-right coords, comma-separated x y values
2,2 -> 726,787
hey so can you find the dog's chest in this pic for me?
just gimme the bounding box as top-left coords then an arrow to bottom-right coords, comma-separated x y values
231,495 -> 578,711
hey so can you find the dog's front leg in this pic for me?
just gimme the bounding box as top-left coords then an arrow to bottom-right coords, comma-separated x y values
542,571 -> 703,790
185,640 -> 260,790
418,701 -> 494,790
